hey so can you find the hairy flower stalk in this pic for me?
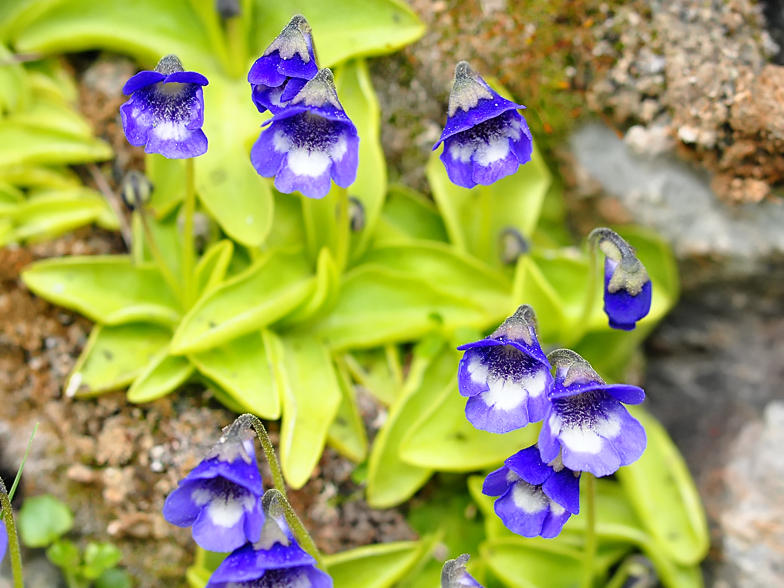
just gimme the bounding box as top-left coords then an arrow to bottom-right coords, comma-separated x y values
0,477 -> 23,588
434,61 -> 532,188
457,305 -> 552,433
248,15 -> 318,114
120,54 -> 209,159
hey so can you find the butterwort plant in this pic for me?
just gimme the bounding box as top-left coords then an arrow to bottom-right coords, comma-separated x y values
434,61 -> 532,188
250,68 -> 360,199
457,305 -> 552,434
120,54 -> 209,159
162,414 -> 330,586
589,228 -> 653,331
206,491 -> 332,588
162,430 -> 265,553
482,445 -> 580,539
457,305 -> 647,588
248,14 -> 318,114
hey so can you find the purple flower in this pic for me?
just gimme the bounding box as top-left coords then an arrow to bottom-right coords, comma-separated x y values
441,554 -> 484,588
0,520 -> 6,562
457,305 -> 553,434
206,491 -> 332,588
248,15 -> 318,114
483,445 -> 580,539
120,54 -> 209,159
591,228 -> 652,331
250,68 -> 359,199
539,349 -> 646,477
162,432 -> 264,553
603,257 -> 652,331
434,62 -> 532,189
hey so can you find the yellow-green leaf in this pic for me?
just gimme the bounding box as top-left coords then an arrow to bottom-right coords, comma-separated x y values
265,331 -> 342,489
190,331 -> 279,419
127,347 -> 194,403
251,0 -> 424,68
66,323 -> 171,397
171,251 -> 313,354
22,256 -> 182,326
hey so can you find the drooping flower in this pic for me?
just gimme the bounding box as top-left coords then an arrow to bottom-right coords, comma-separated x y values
206,491 -> 332,588
441,554 -> 484,588
434,61 -> 532,189
590,228 -> 652,331
162,428 -> 264,553
248,15 -> 319,114
120,54 -> 209,159
457,305 -> 553,434
483,445 -> 580,538
539,349 -> 646,477
0,519 -> 7,562
250,68 -> 359,199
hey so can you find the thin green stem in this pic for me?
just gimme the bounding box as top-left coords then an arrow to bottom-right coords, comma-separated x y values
0,478 -> 25,588
225,17 -> 247,79
581,473 -> 597,588
8,424 -> 37,503
385,344 -> 403,386
182,158 -> 196,309
334,186 -> 350,272
234,415 -> 325,569
477,184 -> 493,262
136,202 -> 182,301
266,489 -> 325,570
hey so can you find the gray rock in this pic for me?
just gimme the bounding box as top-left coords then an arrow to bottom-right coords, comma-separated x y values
570,122 -> 784,274
719,402 -> 784,587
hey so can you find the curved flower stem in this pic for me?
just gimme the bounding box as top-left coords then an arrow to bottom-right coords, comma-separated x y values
334,186 -> 350,272
0,478 -> 24,588
182,158 -> 196,309
581,473 -> 597,588
235,414 -> 285,495
266,489 -> 325,570
136,201 -> 182,301
234,415 -> 325,569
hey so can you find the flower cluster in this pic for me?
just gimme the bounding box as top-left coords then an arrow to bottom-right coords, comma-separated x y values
163,422 -> 331,587
434,62 -> 532,189
249,15 -> 359,199
119,15 -> 360,200
458,305 -> 646,538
